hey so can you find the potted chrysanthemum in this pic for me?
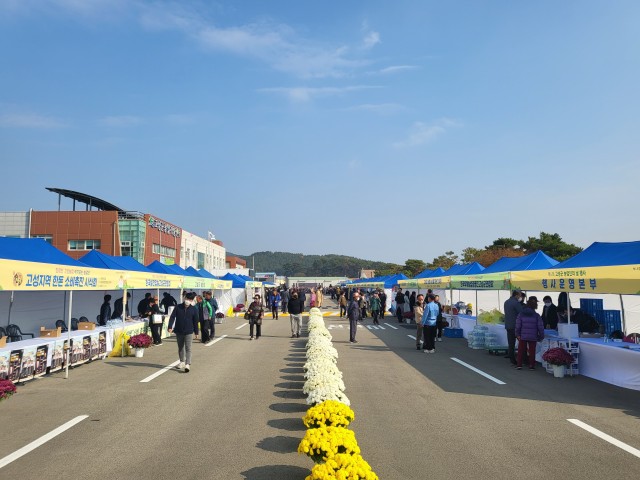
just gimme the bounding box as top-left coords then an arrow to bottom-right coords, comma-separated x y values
0,379 -> 17,402
542,347 -> 574,378
128,333 -> 153,357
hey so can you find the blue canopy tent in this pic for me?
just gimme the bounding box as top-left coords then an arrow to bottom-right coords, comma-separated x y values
185,266 -> 204,277
147,260 -> 177,275
415,269 -> 434,279
80,250 -> 153,273
198,269 -> 216,279
553,241 -> 640,268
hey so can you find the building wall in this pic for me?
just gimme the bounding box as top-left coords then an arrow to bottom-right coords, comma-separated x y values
226,256 -> 247,269
180,229 -> 226,271
143,214 -> 181,265
0,211 -> 30,238
30,210 -> 120,259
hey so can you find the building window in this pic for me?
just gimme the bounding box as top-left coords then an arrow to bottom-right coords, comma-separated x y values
197,252 -> 205,269
69,240 -> 101,251
33,234 -> 53,244
121,241 -> 132,257
152,244 -> 176,257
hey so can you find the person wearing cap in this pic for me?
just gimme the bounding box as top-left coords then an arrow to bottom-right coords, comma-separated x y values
515,297 -> 544,370
168,292 -> 199,372
504,290 -> 524,366
288,291 -> 304,338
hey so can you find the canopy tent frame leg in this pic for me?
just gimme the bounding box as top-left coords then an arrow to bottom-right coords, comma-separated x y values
619,294 -> 626,335
64,291 -> 73,379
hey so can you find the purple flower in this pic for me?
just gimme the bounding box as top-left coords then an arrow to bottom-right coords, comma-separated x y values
0,379 -> 17,401
127,334 -> 153,349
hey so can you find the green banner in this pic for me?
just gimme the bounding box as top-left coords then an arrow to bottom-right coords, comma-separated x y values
451,272 -> 511,290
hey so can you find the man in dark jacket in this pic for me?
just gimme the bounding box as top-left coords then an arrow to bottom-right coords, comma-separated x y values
504,290 -> 524,366
111,292 -> 131,319
347,291 -> 363,343
395,288 -> 406,323
168,292 -> 199,372
288,292 -> 304,338
137,292 -> 152,317
379,290 -> 387,319
99,295 -> 111,326
160,292 -> 178,314
281,289 -> 290,314
541,295 -> 559,329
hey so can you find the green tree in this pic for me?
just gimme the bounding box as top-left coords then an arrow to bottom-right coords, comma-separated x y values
403,259 -> 428,277
427,251 -> 459,269
522,232 -> 582,261
461,247 -> 483,263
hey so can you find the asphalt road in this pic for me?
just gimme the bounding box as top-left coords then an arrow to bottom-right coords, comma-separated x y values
1,301 -> 639,479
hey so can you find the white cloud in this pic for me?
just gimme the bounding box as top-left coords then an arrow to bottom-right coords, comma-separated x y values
99,115 -> 143,127
0,113 -> 67,128
259,85 -> 380,102
377,65 -> 418,75
362,31 -> 380,49
394,118 -> 461,148
346,103 -> 406,114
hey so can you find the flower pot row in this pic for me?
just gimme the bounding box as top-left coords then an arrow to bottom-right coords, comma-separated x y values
298,308 -> 378,480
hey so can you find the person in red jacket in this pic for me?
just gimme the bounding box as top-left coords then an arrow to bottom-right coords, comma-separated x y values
515,297 -> 544,370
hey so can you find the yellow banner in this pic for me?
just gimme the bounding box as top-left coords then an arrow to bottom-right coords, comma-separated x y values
0,259 -> 120,291
114,271 -> 183,290
349,281 -> 384,288
397,279 -> 422,289
212,280 -> 232,290
510,265 -> 640,295
415,276 -> 451,289
245,281 -> 262,288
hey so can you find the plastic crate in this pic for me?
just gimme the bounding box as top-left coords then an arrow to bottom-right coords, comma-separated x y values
443,327 -> 463,338
580,299 -> 603,316
594,310 -> 622,335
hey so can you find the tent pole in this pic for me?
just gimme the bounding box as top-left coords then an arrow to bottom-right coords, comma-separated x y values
64,291 -> 73,379
567,292 -> 571,325
475,289 -> 478,324
121,288 -> 128,358
619,294 -> 626,335
7,291 -> 14,327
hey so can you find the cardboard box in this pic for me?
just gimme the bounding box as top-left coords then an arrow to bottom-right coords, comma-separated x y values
0,336 -> 6,347
78,322 -> 96,330
40,326 -> 62,338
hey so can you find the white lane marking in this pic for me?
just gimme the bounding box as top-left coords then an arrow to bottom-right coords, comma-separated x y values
567,419 -> 640,459
384,323 -> 399,330
205,334 -> 228,347
450,357 -> 506,385
377,325 -> 385,330
140,360 -> 181,383
235,323 -> 248,330
408,335 -> 417,340
0,415 -> 88,469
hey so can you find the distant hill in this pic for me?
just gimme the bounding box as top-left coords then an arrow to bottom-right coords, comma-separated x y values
229,251 -> 400,278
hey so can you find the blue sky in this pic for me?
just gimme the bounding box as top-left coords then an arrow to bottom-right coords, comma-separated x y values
1,1 -> 639,264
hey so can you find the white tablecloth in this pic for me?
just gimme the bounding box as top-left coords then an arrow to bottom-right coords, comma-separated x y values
572,338 -> 640,391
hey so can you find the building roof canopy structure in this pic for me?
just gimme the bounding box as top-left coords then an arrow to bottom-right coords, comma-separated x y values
46,187 -> 124,212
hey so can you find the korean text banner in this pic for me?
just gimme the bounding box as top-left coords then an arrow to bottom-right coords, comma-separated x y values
212,280 -> 232,290
0,259 -> 120,291
451,272 -> 511,290
350,281 -> 384,288
114,271 -> 183,290
510,265 -> 640,295
416,276 -> 451,289
397,280 -> 422,289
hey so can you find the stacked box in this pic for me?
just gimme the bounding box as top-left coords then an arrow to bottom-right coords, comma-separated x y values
579,299 -> 603,316
594,310 -> 622,335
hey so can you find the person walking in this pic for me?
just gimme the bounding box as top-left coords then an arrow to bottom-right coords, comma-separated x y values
395,288 -> 406,323
421,295 -> 439,353
270,290 -> 281,320
359,293 -> 367,319
299,289 -> 307,311
515,297 -> 544,370
339,291 -> 348,318
168,292 -> 199,372
281,288 -> 290,314
316,287 -> 323,308
288,291 -> 304,338
370,292 -> 381,325
379,290 -> 387,319
409,291 -> 416,312
196,294 -> 213,343
414,294 -> 425,350
247,294 -> 264,340
99,295 -> 111,326
347,291 -> 363,343
310,289 -> 317,308
504,290 -> 525,366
